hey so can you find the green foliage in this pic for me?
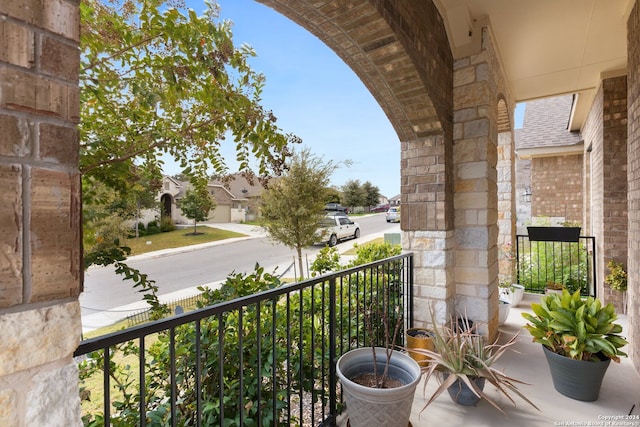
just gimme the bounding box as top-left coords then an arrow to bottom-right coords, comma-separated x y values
79,249 -> 408,426
259,147 -> 338,277
310,246 -> 342,276
179,187 -> 215,234
346,241 -> 402,267
160,216 -> 176,232
361,181 -> 381,209
517,240 -> 589,294
341,179 -> 366,209
522,289 -> 628,362
605,260 -> 627,292
80,0 -> 298,190
79,0 -> 300,294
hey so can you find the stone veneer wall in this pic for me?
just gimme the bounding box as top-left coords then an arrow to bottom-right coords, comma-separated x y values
451,26 -> 513,339
531,154 -> 583,223
0,1 -> 83,426
627,0 -> 640,374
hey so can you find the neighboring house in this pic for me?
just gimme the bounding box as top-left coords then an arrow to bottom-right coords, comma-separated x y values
388,194 -> 401,206
515,95 -> 584,232
159,174 -> 265,224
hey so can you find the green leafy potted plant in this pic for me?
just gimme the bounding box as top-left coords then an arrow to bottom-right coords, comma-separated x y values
522,289 -> 628,401
409,315 -> 539,413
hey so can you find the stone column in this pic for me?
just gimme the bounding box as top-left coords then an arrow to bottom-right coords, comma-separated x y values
451,29 -> 501,339
0,1 -> 83,425
497,130 -> 516,283
401,134 -> 455,327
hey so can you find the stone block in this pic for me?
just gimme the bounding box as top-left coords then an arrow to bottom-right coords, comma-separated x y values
43,0 -> 80,41
0,165 -> 23,308
40,36 -> 79,82
0,389 -> 18,427
0,301 -> 80,376
39,123 -> 78,164
0,113 -> 31,157
0,19 -> 35,68
26,361 -> 82,427
30,169 -> 81,302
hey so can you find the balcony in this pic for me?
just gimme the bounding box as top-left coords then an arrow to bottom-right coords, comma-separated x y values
75,254 -> 639,426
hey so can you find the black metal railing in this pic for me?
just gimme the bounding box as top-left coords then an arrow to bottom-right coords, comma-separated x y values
516,229 -> 596,297
75,253 -> 414,427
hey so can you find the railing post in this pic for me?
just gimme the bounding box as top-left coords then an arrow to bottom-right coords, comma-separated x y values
329,277 -> 337,426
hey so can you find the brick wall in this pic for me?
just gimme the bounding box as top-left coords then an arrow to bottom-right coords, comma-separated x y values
0,0 -> 82,425
531,154 -> 583,223
627,0 -> 640,374
582,76 -> 629,312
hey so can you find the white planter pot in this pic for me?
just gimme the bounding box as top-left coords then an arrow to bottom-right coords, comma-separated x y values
499,284 -> 525,307
498,299 -> 510,325
336,347 -> 421,427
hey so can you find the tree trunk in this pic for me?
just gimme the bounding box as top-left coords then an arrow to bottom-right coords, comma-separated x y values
193,219 -> 197,235
296,246 -> 304,280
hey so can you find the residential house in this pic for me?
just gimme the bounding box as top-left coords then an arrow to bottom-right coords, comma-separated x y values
160,174 -> 265,224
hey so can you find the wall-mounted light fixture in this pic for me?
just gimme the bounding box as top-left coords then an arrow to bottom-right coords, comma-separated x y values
523,186 -> 532,203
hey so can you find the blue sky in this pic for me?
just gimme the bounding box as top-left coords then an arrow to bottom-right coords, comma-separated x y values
176,1 -> 525,198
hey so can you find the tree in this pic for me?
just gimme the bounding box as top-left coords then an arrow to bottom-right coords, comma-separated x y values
342,179 -> 366,210
180,187 -> 216,235
362,181 -> 381,211
79,0 -> 299,304
260,148 -> 337,278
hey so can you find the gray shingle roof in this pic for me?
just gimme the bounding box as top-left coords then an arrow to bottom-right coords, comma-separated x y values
516,95 -> 583,150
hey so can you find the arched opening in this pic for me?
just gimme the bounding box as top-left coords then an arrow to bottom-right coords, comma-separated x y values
161,194 -> 173,220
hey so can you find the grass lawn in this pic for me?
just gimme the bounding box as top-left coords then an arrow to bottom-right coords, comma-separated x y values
125,226 -> 245,255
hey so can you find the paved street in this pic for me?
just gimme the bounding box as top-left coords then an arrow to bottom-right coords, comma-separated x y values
80,214 -> 400,333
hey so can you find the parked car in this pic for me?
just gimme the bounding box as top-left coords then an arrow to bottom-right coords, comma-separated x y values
324,203 -> 349,214
386,206 -> 400,223
371,204 -> 390,213
314,214 -> 360,247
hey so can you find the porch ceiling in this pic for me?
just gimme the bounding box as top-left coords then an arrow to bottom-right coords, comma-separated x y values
434,0 -> 634,131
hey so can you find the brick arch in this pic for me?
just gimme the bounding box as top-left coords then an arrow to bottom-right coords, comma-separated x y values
256,0 -> 453,143
497,97 -> 511,132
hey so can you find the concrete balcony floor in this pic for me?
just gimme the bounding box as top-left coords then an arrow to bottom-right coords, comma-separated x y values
340,294 -> 640,427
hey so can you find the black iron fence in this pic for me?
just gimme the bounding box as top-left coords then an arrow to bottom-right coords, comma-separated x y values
75,253 -> 414,427
515,227 -> 596,297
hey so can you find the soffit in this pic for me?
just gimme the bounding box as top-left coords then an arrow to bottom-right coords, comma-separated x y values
434,0 -> 633,131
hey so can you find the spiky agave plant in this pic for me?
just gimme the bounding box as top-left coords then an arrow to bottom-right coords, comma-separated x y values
409,314 -> 539,414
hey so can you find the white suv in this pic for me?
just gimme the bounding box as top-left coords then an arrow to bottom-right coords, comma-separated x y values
385,206 -> 400,223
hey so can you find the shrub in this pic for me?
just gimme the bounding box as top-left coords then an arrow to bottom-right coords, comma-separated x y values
517,240 -> 589,295
160,216 -> 176,232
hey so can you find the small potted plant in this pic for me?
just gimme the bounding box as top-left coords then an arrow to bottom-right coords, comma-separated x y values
544,281 -> 564,295
522,289 -> 628,401
499,280 -> 525,307
605,259 -> 628,314
409,314 -> 539,413
405,327 -> 434,366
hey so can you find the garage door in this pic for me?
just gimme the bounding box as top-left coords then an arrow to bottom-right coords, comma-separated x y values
209,205 -> 230,223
